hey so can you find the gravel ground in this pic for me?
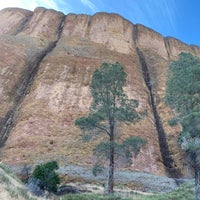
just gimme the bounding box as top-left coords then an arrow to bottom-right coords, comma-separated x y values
57,165 -> 192,193
10,164 -> 193,194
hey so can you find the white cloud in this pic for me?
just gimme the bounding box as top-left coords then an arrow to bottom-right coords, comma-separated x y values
147,0 -> 177,34
0,0 -> 59,11
126,0 -> 177,34
0,0 -> 24,10
161,0 -> 177,33
33,0 -> 59,10
80,0 -> 97,12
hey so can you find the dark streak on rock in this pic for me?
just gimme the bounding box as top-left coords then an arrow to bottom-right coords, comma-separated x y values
0,14 -> 66,147
136,47 -> 181,178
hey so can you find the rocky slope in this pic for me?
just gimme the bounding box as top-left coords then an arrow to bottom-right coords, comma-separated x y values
0,7 -> 199,178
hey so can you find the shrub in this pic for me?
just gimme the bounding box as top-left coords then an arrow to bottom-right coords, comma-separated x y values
32,161 -> 60,193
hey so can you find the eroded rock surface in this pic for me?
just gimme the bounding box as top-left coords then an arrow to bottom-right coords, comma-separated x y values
0,7 -> 199,177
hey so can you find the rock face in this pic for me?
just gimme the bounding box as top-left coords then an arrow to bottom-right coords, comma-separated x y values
0,7 -> 199,178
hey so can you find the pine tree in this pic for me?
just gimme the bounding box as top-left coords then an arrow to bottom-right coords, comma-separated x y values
75,62 -> 146,194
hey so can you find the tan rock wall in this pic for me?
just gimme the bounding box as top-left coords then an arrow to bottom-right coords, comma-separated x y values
165,37 -> 200,59
0,7 -> 200,177
19,7 -> 64,41
62,14 -> 90,38
89,13 -> 135,54
135,24 -> 168,60
0,8 -> 32,35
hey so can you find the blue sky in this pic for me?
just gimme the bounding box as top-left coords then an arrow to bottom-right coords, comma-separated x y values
0,0 -> 200,46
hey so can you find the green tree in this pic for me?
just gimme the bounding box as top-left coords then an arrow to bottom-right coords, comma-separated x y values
165,52 -> 200,200
32,161 -> 60,193
75,62 -> 146,194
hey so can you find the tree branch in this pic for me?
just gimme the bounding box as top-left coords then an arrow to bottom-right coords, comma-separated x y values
94,124 -> 111,137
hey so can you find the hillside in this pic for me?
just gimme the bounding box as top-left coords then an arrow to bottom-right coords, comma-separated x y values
0,7 -> 199,178
0,162 -> 40,200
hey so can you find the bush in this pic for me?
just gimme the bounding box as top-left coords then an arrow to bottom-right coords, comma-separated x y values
32,161 -> 60,193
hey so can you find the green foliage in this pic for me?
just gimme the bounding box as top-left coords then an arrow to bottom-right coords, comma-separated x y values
165,52 -> 200,116
140,182 -> 194,200
75,62 -> 145,194
32,161 -> 60,193
93,137 -> 146,166
59,183 -> 194,200
168,117 -> 178,127
93,141 -> 123,160
75,62 -> 140,136
181,112 -> 200,137
61,193 -> 131,200
165,53 -> 200,151
122,137 -> 147,158
165,53 -> 200,199
178,112 -> 200,153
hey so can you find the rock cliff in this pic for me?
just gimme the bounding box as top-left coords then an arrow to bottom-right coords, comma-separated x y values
0,7 -> 199,178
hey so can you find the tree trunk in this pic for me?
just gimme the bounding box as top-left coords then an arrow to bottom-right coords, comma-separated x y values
106,144 -> 114,194
195,168 -> 200,200
106,121 -> 115,194
194,152 -> 200,200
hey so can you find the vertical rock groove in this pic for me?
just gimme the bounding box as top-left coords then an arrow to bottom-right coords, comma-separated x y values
163,37 -> 171,60
136,47 -> 181,178
56,15 -> 65,39
14,13 -> 33,35
0,15 -> 66,147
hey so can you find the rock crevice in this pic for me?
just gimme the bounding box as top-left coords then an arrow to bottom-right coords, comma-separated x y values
135,47 -> 181,177
0,12 -> 66,147
14,13 -> 33,35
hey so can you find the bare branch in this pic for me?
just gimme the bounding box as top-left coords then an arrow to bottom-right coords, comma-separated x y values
94,124 -> 111,137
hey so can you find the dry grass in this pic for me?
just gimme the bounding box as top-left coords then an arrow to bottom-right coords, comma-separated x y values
0,162 -> 40,200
